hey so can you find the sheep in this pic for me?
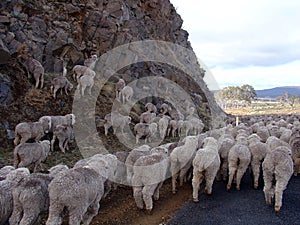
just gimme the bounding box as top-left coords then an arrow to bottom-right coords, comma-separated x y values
13,116 -> 52,145
0,167 -> 30,225
247,134 -> 269,189
180,120 -> 193,137
280,127 -> 292,143
289,127 -> 300,176
46,160 -> 108,225
125,145 -> 151,185
40,113 -> 75,133
226,140 -> 251,191
115,78 -> 126,100
192,137 -> 220,202
72,65 -> 89,81
120,85 -> 133,103
131,146 -> 169,213
51,124 -> 74,153
262,146 -> 293,213
104,111 -> 131,136
14,140 -> 51,172
9,165 -> 69,225
140,111 -> 156,124
50,76 -> 73,98
170,135 -> 200,194
267,125 -> 281,138
19,55 -> 44,89
217,136 -> 235,181
158,115 -> 170,139
188,117 -> 204,135
145,102 -> 157,113
256,126 -> 270,143
266,136 -> 290,151
167,119 -> 179,137
134,122 -> 158,144
0,166 -> 15,180
84,54 -> 98,70
77,70 -> 95,96
113,150 -> 129,188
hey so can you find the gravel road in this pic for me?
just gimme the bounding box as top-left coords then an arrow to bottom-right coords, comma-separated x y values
168,171 -> 300,225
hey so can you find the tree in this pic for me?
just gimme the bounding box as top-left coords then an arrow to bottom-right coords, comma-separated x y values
241,84 -> 257,103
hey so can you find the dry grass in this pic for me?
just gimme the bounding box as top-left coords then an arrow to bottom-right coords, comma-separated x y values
225,101 -> 300,115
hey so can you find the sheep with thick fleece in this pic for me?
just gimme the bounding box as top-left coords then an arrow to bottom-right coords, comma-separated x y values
280,127 -> 292,143
131,146 -> 169,213
104,111 -> 131,136
192,137 -> 220,202
40,113 -> 75,133
266,136 -> 290,151
77,70 -> 95,96
145,102 -> 157,113
113,151 -> 129,188
140,111 -> 156,124
51,124 -> 74,153
0,166 -> 15,180
84,54 -> 98,70
167,119 -> 179,137
0,168 -> 30,225
217,136 -> 235,181
188,117 -> 204,135
227,140 -> 251,191
46,159 -> 109,225
256,126 -> 270,143
170,135 -> 200,193
9,165 -> 68,225
72,65 -> 88,81
50,76 -> 73,98
247,134 -> 269,189
262,146 -> 293,212
289,127 -> 300,176
115,78 -> 125,100
134,122 -> 158,144
13,116 -> 52,145
14,140 -> 51,172
158,115 -> 170,139
120,85 -> 133,103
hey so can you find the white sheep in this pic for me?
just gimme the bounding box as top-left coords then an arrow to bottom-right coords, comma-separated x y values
120,85 -> 133,103
50,76 -> 73,98
167,119 -> 179,137
40,113 -> 75,133
115,78 -> 126,100
227,141 -> 251,191
13,116 -> 52,145
262,146 -> 293,212
113,150 -> 129,188
51,124 -> 74,153
279,127 -> 292,143
145,102 -> 157,113
84,54 -> 98,70
192,137 -> 220,202
104,111 -> 131,136
125,145 -> 151,185
134,122 -> 158,144
158,115 -> 170,139
256,126 -> 270,143
188,117 -> 204,135
72,64 -> 88,81
247,134 -> 269,189
217,136 -> 235,181
289,127 -> 300,176
0,168 -> 30,225
9,165 -> 68,225
13,140 -> 51,172
77,69 -> 95,96
140,111 -> 156,124
170,135 -> 199,193
266,136 -> 290,151
0,166 -> 15,180
131,146 -> 169,213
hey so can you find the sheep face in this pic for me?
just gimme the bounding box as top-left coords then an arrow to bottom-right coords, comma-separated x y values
39,116 -> 52,133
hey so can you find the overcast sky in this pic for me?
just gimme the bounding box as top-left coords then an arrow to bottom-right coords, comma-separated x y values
170,0 -> 300,90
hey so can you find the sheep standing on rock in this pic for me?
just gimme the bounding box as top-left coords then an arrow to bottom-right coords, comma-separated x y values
227,140 -> 251,191
50,76 -> 73,98
262,146 -> 293,213
51,124 -> 74,153
0,168 -> 30,225
9,165 -> 68,225
131,147 -> 169,213
192,137 -> 220,202
134,122 -> 158,144
170,135 -> 200,194
14,116 -> 52,145
14,140 -> 51,172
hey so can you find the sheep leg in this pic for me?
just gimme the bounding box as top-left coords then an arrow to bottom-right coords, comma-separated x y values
274,179 -> 289,213
14,134 -> 20,145
221,159 -> 228,181
60,88 -> 63,96
251,160 -> 261,189
88,86 -> 92,95
58,138 -> 66,153
20,134 -> 31,144
227,166 -> 237,190
35,75 -> 40,89
170,162 -> 179,194
142,185 -> 157,214
263,170 -> 274,205
19,207 -> 40,225
46,203 -> 64,225
82,201 -> 100,225
153,182 -> 164,200
63,139 -> 69,151
69,209 -> 84,225
53,87 -> 59,98
235,166 -> 247,191
51,136 -> 56,151
81,85 -> 86,96
205,167 -> 218,195
179,164 -> 190,186
40,74 -> 44,89
34,133 -> 43,142
192,169 -> 203,202
133,186 -> 144,209
9,198 -> 23,225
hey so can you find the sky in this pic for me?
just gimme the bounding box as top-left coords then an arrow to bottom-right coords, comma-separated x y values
170,0 -> 300,90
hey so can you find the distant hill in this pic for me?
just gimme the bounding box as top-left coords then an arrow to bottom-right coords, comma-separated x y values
256,86 -> 300,99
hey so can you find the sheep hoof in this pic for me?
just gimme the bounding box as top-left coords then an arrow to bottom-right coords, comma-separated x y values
236,186 -> 240,191
172,190 -> 176,194
294,172 -> 298,176
193,198 -> 199,203
226,185 -> 231,191
275,205 -> 280,213
146,208 -> 152,215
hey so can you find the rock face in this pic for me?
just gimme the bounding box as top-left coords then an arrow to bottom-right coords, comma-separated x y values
0,0 -> 226,135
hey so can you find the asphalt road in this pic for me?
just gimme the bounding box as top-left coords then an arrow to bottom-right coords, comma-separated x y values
168,171 -> 300,225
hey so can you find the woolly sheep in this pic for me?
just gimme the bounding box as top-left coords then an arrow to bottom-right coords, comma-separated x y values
256,126 -> 270,143
14,140 -> 51,172
158,115 -> 170,139
84,54 -> 98,70
0,166 -> 15,180
134,122 -> 158,144
77,70 -> 95,96
217,136 -> 235,181
262,146 -> 293,212
9,165 -> 68,225
0,168 -> 30,225
280,127 -> 292,143
289,127 -> 300,176
266,136 -> 290,151
113,151 -> 129,188
104,111 -> 131,136
13,116 -> 52,145
167,119 -> 179,137
72,65 -> 88,81
192,137 -> 220,202
247,134 -> 269,189
120,85 -> 133,103
188,117 -> 204,135
40,113 -> 75,133
170,135 -> 199,193
267,125 -> 281,138
50,76 -> 73,98
145,102 -> 157,113
227,141 -> 251,191
51,124 -> 74,153
140,111 -> 156,124
46,159 -> 109,225
125,145 -> 151,185
131,146 -> 169,213
115,78 -> 125,100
